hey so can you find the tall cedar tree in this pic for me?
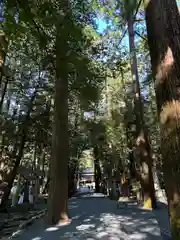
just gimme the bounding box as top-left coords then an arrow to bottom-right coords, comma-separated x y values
145,0 -> 180,238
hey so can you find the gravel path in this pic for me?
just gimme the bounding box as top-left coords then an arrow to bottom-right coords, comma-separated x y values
15,194 -> 163,240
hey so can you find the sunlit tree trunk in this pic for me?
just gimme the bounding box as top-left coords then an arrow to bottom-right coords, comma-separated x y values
145,0 -> 180,237
0,76 -> 8,113
128,16 -> 156,209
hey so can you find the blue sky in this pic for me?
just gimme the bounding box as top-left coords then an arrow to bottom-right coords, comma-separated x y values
94,18 -> 109,34
93,15 -> 149,99
94,16 -> 129,53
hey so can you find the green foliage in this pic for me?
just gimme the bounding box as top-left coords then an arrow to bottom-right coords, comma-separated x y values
120,0 -> 139,20
0,0 -> 108,189
0,0 -> 162,203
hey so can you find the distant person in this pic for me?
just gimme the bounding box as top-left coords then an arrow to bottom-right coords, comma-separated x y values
11,181 -> 18,206
18,186 -> 24,204
29,184 -> 35,204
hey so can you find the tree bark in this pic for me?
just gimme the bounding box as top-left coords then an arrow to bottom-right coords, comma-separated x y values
47,15 -> 70,224
125,124 -> 136,178
0,33 -> 8,87
128,16 -> 156,209
0,77 -> 9,113
145,0 -> 180,238
42,175 -> 49,194
47,63 -> 69,224
68,166 -> 76,198
93,145 -> 101,193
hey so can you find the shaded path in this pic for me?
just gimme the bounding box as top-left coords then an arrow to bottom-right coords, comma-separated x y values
16,194 -> 162,240
153,202 -> 171,240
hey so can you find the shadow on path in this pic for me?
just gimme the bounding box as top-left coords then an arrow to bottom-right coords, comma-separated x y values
153,202 -> 172,240
17,195 -> 162,240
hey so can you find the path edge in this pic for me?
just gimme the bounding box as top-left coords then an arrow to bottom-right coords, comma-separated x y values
9,209 -> 46,239
8,191 -> 88,239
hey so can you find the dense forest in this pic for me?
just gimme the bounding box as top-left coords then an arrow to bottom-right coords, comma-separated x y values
0,0 -> 180,239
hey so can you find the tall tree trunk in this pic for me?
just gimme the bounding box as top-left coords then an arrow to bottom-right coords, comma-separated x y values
68,166 -> 76,198
33,141 -> 39,203
0,77 -> 8,113
125,124 -> 136,179
145,0 -> 180,237
42,175 -> 50,195
0,33 -> 8,87
39,144 -> 45,194
128,16 -> 156,209
47,62 -> 69,224
47,13 -> 70,224
93,145 -> 101,193
121,67 -> 137,181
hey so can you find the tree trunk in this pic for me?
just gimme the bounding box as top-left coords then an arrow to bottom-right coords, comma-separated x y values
0,33 -> 8,87
128,16 -> 156,209
145,0 -> 180,237
68,166 -> 76,198
23,180 -> 29,203
47,66 -> 69,224
93,145 -> 101,193
33,141 -> 39,202
47,18 -> 69,224
0,77 -> 9,113
125,124 -> 136,179
39,145 -> 45,194
42,175 -> 50,195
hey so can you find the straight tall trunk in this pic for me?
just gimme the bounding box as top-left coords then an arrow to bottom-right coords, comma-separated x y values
125,124 -> 136,179
47,13 -> 70,224
128,16 -> 156,209
0,77 -> 8,113
145,0 -> 180,237
0,33 -> 8,87
39,144 -> 45,194
33,141 -> 39,202
47,59 -> 69,224
93,145 -> 101,193
68,166 -> 76,198
121,67 -> 137,180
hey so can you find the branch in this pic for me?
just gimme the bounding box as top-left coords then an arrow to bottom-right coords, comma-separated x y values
134,18 -> 144,22
117,0 -> 143,47
16,0 -> 47,40
135,31 -> 147,41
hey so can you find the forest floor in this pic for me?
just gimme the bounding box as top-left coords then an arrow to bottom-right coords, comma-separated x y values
14,193 -> 171,240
